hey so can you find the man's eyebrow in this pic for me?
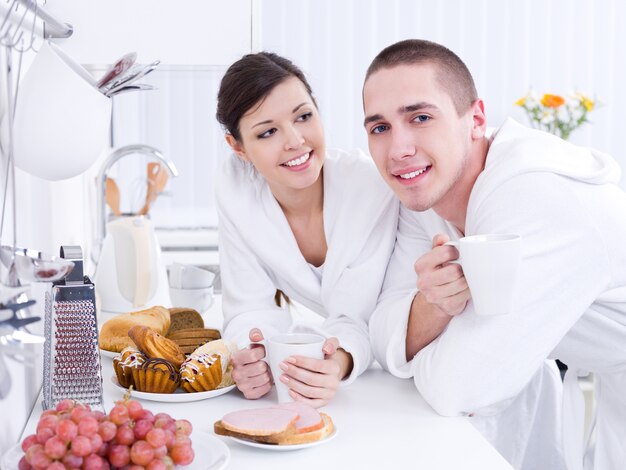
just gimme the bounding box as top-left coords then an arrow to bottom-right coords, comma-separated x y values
363,102 -> 439,127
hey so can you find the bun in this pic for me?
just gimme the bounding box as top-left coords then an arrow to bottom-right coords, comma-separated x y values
99,306 -> 170,353
214,405 -> 334,445
128,325 -> 186,368
167,308 -> 204,334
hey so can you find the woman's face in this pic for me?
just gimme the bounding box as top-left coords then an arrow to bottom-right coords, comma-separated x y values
228,76 -> 325,194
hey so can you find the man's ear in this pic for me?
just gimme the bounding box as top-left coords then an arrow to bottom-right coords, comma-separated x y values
225,134 -> 249,162
469,99 -> 487,139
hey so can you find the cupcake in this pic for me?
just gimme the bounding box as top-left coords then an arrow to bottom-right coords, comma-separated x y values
113,347 -> 146,388
190,339 -> 237,388
132,358 -> 179,394
180,353 -> 222,393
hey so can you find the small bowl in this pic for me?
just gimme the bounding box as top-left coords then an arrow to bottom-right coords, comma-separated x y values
0,246 -> 74,283
169,286 -> 214,313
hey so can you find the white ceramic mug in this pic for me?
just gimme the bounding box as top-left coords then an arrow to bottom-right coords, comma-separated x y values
445,234 -> 522,316
263,333 -> 325,403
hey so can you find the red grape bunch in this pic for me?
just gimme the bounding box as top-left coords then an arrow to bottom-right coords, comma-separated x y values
19,397 -> 194,469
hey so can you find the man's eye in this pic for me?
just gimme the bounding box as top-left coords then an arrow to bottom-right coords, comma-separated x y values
371,124 -> 388,134
413,114 -> 430,123
258,128 -> 277,139
297,112 -> 313,122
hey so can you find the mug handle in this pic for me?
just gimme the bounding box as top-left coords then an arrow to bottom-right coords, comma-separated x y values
444,240 -> 462,265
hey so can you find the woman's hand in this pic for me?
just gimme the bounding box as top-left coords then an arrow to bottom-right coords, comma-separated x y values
278,337 -> 353,408
230,328 -> 272,399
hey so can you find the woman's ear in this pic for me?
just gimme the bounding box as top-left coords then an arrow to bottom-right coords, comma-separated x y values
225,134 -> 249,162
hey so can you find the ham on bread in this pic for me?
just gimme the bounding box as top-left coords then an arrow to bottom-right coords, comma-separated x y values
214,403 -> 334,445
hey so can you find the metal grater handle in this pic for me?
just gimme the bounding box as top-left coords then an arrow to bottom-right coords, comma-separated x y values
59,246 -> 84,285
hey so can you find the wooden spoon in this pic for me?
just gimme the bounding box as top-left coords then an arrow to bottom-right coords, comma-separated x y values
105,177 -> 121,216
139,163 -> 164,215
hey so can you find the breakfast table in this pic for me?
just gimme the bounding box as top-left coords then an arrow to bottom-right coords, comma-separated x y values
15,298 -> 513,469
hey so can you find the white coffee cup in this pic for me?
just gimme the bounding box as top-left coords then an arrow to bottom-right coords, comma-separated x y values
445,234 -> 522,316
263,333 -> 325,403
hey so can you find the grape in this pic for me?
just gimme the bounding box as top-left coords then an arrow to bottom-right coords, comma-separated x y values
98,421 -> 117,442
70,406 -> 92,424
134,419 -> 153,440
70,435 -> 92,457
170,444 -> 194,466
41,409 -> 57,418
97,441 -> 109,457
35,427 -> 55,445
57,419 -> 78,442
36,415 -> 59,433
154,413 -> 171,422
78,415 -> 99,437
146,428 -> 166,448
109,404 -> 130,425
28,447 -> 52,469
172,435 -> 191,448
21,434 -> 38,453
129,466 -> 146,470
83,454 -> 106,470
46,462 -> 65,470
164,430 -> 175,450
138,409 -> 155,423
153,418 -> 170,429
61,451 -> 83,468
130,440 -> 155,466
115,424 -> 135,446
44,436 -> 67,460
55,399 -> 75,412
153,445 -> 167,459
160,456 -> 175,470
17,456 -> 32,470
90,433 -> 104,454
175,420 -> 193,436
162,421 -> 177,434
127,400 -> 144,420
92,410 -> 106,422
107,444 -> 130,467
147,459 -> 167,470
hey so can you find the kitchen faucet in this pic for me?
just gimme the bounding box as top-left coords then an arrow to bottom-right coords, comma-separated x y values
93,144 -> 178,263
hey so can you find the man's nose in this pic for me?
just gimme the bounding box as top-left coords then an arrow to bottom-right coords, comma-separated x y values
388,128 -> 416,161
284,126 -> 305,151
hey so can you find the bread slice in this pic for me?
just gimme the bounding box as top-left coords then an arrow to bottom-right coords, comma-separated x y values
167,328 -> 221,354
278,413 -> 334,445
167,308 -> 204,334
99,306 -> 171,353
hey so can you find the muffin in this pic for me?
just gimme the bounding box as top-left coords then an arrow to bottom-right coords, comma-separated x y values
191,339 -> 237,388
113,347 -> 146,388
131,358 -> 179,394
180,353 -> 222,393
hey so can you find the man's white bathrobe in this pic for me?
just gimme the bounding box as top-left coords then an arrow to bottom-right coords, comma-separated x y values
370,119 -> 626,469
216,148 -> 398,382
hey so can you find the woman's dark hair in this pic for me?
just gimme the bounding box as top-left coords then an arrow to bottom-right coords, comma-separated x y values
216,52 -> 317,141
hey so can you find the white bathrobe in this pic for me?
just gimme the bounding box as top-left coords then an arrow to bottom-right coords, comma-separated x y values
370,119 -> 626,469
216,148 -> 399,382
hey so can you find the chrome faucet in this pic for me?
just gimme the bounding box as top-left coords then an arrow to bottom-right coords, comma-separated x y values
93,144 -> 178,263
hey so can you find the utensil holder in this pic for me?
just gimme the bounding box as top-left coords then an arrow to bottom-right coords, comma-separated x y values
42,246 -> 104,411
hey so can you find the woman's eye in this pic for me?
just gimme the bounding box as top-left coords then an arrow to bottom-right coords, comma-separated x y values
258,128 -> 277,139
413,114 -> 430,123
297,112 -> 313,122
370,124 -> 388,135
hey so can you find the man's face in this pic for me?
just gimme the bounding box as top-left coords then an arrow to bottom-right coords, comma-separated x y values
363,63 -> 476,212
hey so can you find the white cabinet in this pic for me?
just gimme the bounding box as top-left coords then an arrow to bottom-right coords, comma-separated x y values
45,0 -> 252,65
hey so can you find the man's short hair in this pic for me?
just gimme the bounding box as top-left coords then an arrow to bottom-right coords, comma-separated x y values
366,39 -> 478,116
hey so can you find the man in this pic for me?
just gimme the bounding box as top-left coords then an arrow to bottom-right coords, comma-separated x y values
363,39 -> 626,470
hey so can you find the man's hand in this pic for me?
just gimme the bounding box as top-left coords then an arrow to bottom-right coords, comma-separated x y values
406,234 -> 471,360
231,328 -> 272,399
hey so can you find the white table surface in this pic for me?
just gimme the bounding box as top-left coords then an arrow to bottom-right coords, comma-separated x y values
20,357 -> 512,470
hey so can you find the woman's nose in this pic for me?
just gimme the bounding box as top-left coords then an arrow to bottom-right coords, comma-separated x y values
283,126 -> 305,151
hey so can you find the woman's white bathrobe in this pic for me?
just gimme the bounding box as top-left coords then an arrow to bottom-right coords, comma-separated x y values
370,119 -> 626,470
216,148 -> 399,382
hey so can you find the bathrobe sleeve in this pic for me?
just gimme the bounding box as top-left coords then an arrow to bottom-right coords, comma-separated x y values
217,201 -> 292,350
411,172 -> 611,416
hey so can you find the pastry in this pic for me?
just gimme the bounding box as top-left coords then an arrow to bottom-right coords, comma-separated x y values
99,306 -> 171,353
188,339 -> 237,388
167,308 -> 204,334
180,353 -> 222,393
112,347 -> 146,388
167,328 -> 221,354
131,357 -> 179,394
128,325 -> 187,368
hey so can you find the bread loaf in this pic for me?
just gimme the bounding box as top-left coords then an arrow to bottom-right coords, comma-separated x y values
99,306 -> 170,353
167,308 -> 204,334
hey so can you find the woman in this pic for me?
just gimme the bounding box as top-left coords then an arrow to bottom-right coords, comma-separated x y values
215,52 -> 398,407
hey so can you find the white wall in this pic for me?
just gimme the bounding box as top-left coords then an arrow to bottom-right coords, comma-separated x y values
257,0 -> 626,190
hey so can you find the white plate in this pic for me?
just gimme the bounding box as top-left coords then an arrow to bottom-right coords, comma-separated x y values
1,432 -> 229,470
110,376 -> 236,403
229,427 -> 338,451
100,348 -> 118,359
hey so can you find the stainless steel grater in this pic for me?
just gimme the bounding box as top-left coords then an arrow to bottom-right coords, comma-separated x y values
43,246 -> 104,411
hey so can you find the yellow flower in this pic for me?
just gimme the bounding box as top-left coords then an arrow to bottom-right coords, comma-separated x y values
515,96 -> 527,106
541,94 -> 565,108
577,93 -> 594,111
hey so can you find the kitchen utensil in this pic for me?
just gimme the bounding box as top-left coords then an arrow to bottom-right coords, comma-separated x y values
43,245 -> 104,411
139,162 -> 167,215
105,177 -> 121,216
106,83 -> 155,97
96,51 -> 137,89
94,216 -> 170,313
104,60 -> 160,97
0,245 -> 74,283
